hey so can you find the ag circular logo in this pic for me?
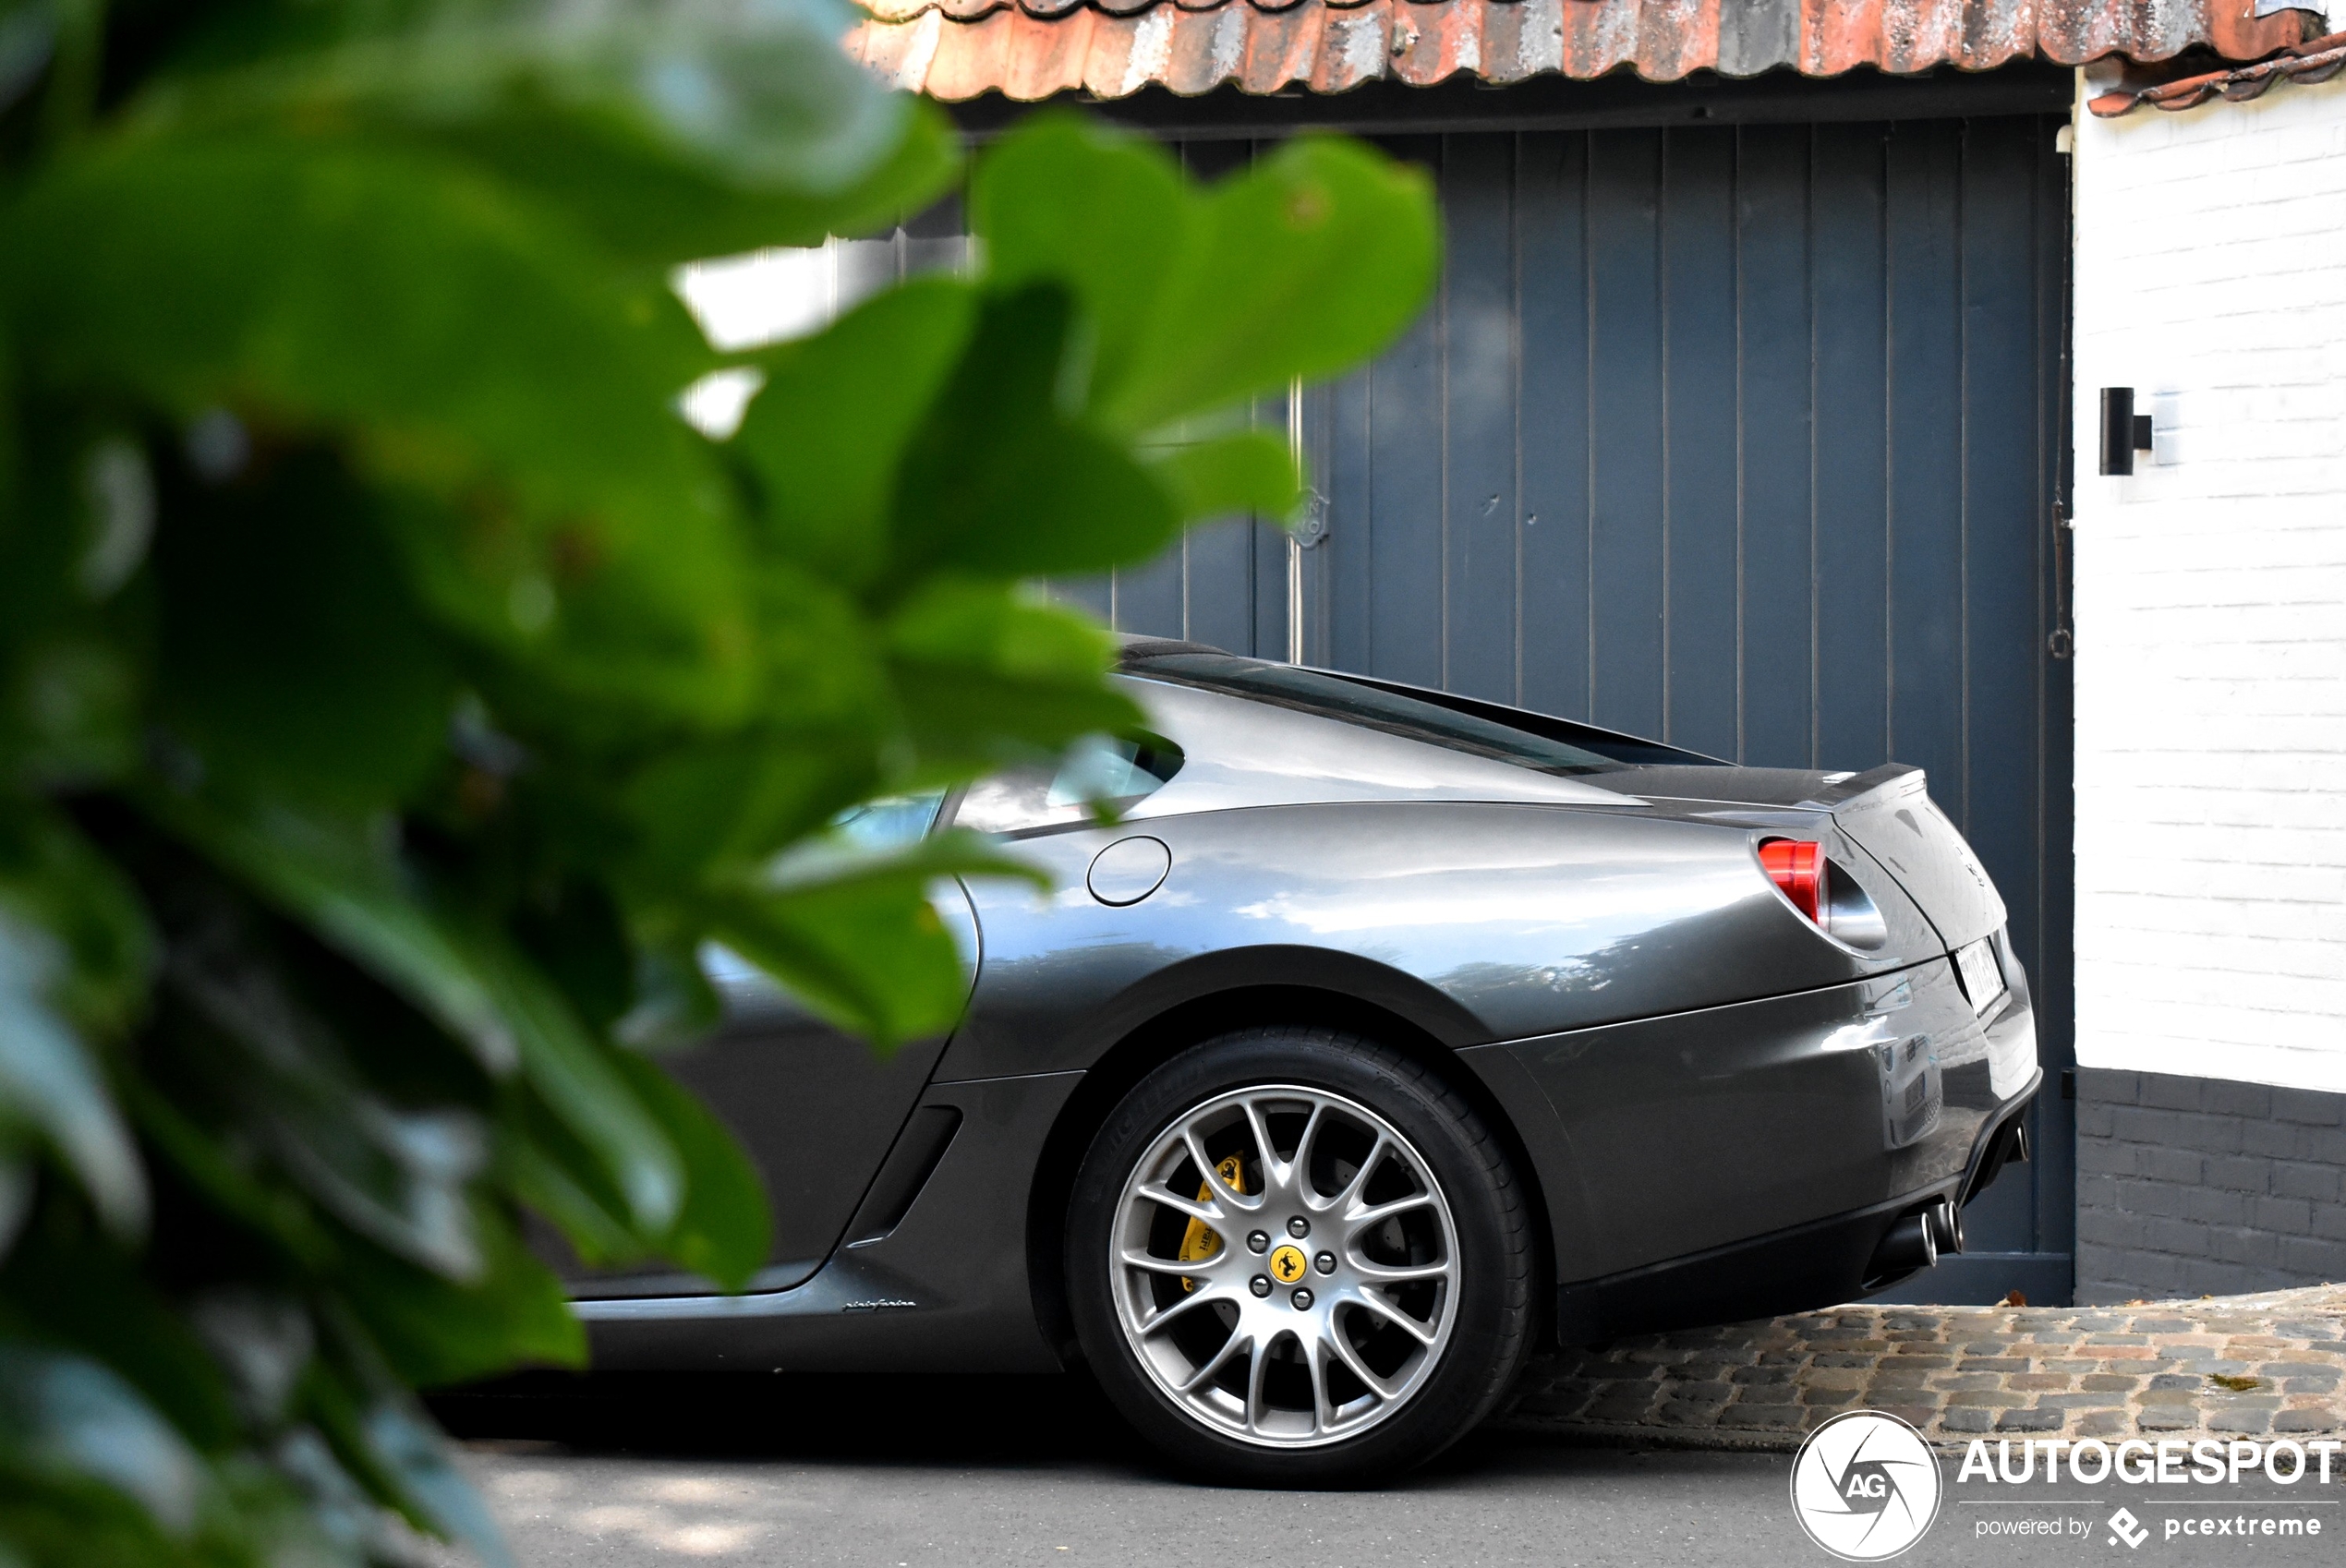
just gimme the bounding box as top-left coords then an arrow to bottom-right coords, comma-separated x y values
1789,1409 -> 1942,1561
1268,1244 -> 1309,1285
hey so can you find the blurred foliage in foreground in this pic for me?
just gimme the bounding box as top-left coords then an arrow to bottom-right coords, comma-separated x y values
0,0 -> 1436,1560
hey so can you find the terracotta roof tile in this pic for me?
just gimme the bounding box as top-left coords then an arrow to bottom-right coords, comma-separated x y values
848,0 -> 2316,101
2087,29 -> 2346,115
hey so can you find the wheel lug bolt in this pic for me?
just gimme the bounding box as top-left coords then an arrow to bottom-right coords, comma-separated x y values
1250,1275 -> 1273,1298
1287,1217 -> 1311,1239
1290,1288 -> 1314,1310
1246,1231 -> 1270,1254
1314,1251 -> 1336,1275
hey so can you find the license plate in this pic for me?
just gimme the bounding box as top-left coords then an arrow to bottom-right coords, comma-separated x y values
1955,936 -> 2005,1016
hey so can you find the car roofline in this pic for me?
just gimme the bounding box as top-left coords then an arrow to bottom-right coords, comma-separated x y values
1116,638 -> 1725,768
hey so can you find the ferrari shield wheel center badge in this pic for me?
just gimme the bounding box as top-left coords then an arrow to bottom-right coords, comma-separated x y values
1268,1245 -> 1309,1285
1788,1409 -> 1941,1561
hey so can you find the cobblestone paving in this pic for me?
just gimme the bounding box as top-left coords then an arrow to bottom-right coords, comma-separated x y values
1499,1284 -> 2346,1451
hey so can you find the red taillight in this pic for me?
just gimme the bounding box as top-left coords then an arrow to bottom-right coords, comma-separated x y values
1759,838 -> 1824,923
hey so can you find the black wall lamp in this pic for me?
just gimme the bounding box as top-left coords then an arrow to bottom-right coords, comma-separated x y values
2099,387 -> 2154,476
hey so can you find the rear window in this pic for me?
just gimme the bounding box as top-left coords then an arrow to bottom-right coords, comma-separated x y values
952,734 -> 1186,837
830,790 -> 945,850
1131,653 -> 1626,777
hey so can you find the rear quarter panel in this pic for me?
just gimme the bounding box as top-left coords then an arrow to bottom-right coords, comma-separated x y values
939,799 -> 1929,1082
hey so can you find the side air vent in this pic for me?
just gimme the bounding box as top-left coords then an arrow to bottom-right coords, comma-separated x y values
844,1105 -> 962,1246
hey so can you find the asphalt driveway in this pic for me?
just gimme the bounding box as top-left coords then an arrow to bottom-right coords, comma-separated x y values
435,1373 -> 2341,1567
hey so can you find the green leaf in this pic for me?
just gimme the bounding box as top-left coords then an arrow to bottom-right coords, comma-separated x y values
184,1288 -> 313,1429
141,796 -> 521,1077
499,1105 -> 638,1267
1102,136 -> 1439,433
970,121 -> 1436,439
135,0 -> 951,263
0,1221 -> 244,1452
968,114 -> 1186,426
1145,428 -> 1300,523
703,829 -> 1042,1046
884,585 -> 1142,776
357,1400 -> 511,1568
889,285 -> 1181,580
291,1321 -> 509,1560
0,1345 -> 206,1538
358,96 -> 955,275
5,135 -> 757,725
151,907 -> 490,1280
430,917 -> 685,1238
0,918 -> 145,1236
618,731 -> 879,889
613,935 -> 721,1049
153,449 -> 455,813
606,1050 -> 767,1291
327,1211 -> 583,1390
732,276 -> 978,585
117,1077 -> 336,1268
613,568 -> 893,884
0,801 -> 151,1039
252,1423 -> 392,1566
0,635 -> 141,793
147,796 -> 684,1236
0,415 -> 147,794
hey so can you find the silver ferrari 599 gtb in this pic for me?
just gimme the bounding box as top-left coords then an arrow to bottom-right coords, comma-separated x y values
560,637 -> 2040,1485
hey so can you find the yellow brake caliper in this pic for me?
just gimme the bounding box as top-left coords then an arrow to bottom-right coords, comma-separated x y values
1177,1154 -> 1245,1292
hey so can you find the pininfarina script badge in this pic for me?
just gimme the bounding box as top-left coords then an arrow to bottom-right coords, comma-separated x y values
1790,1410 -> 1943,1561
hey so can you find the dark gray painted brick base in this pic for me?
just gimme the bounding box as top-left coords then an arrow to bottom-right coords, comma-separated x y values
2077,1067 -> 2346,1304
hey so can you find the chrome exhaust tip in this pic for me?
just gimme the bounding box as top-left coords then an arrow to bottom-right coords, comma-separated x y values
1868,1196 -> 1965,1283
1871,1211 -> 1938,1277
1929,1196 -> 1965,1257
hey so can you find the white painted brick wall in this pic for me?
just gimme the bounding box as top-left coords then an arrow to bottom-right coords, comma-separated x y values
2072,73 -> 2346,1095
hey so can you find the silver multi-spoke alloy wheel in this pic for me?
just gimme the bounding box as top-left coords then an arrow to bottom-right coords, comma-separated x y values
1108,1083 -> 1461,1448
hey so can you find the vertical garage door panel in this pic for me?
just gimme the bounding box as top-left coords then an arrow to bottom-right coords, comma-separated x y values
1325,356 -> 1379,673
1055,566 -> 1114,625
1365,137 -> 1449,689
1443,135 -> 1523,704
1179,516 -> 1261,656
1956,116 -> 2069,1270
1250,392 -> 1294,659
1960,117 -> 2050,913
1516,130 -> 1595,723
1886,123 -> 1969,824
1112,520 -> 1187,639
1587,130 -> 1669,739
1733,125 -> 1818,771
1661,128 -> 1743,761
1810,124 -> 1893,772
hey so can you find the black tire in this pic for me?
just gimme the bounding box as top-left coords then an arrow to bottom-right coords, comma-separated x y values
1064,1026 -> 1537,1487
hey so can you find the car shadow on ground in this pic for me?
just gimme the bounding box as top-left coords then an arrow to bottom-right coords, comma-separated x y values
431,1370 -> 1158,1467
429,1369 -> 1571,1486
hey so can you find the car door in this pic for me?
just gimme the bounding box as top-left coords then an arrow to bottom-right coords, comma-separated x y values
553,793 -> 977,1297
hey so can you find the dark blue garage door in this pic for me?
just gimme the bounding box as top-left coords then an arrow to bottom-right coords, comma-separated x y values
1060,116 -> 2075,1307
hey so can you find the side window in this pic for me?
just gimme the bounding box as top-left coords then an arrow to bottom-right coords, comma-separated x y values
953,734 -> 1184,837
831,790 -> 946,850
